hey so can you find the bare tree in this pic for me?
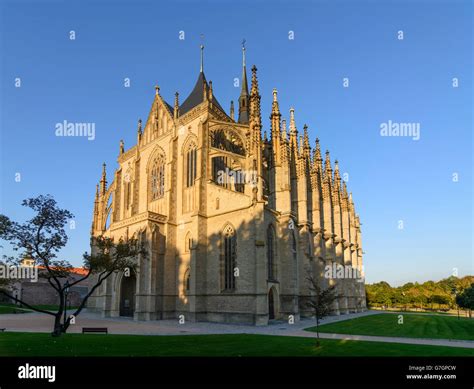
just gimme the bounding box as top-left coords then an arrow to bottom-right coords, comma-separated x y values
306,273 -> 339,347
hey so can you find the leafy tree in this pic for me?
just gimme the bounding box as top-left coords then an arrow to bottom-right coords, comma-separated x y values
366,276 -> 473,312
305,274 -> 339,347
456,284 -> 474,318
431,294 -> 450,309
0,195 -> 146,336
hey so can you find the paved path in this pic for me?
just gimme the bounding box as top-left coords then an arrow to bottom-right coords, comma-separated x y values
1,309 -> 473,349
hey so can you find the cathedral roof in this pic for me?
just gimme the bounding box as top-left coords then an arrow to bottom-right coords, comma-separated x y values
179,71 -> 225,115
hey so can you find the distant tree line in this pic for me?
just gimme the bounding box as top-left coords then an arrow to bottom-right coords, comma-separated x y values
365,276 -> 474,316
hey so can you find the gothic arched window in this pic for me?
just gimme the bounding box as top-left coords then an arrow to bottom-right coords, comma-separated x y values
221,225 -> 236,291
267,225 -> 276,280
184,232 -> 192,253
210,129 -> 245,156
186,144 -> 197,187
184,268 -> 191,293
150,155 -> 165,200
125,181 -> 131,209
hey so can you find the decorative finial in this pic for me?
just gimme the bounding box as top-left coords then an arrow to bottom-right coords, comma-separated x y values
289,108 -> 296,134
155,85 -> 160,95
273,88 -> 278,102
242,39 -> 246,67
230,100 -> 235,120
138,118 -> 142,133
100,163 -> 107,195
174,92 -> 179,119
119,139 -> 124,155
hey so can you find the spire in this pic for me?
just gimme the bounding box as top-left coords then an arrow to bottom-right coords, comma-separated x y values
200,44 -> 204,73
303,124 -> 311,158
281,119 -> 287,141
288,108 -> 298,154
174,92 -> 179,119
322,154 -> 331,201
342,180 -> 348,198
238,40 -> 250,124
271,88 -> 280,115
289,107 -> 297,135
341,181 -> 349,211
324,150 -> 332,178
92,183 -> 99,232
230,101 -> 235,120
312,138 -> 322,167
100,163 -> 107,196
334,159 -> 341,182
298,135 -> 304,155
137,118 -> 142,143
249,65 -> 261,128
333,159 -> 341,204
270,88 -> 281,163
349,192 -> 355,214
209,81 -> 213,103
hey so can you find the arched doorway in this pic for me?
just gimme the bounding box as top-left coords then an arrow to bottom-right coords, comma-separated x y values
119,272 -> 136,317
268,288 -> 275,320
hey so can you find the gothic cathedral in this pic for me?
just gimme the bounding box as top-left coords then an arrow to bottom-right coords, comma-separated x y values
88,46 -> 366,325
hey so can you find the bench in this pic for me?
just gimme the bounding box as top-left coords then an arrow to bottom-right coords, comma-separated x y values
82,327 -> 108,334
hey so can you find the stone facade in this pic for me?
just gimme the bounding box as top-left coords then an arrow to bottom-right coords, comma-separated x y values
88,47 -> 366,325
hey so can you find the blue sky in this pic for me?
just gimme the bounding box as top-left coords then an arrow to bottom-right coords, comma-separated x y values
0,0 -> 472,286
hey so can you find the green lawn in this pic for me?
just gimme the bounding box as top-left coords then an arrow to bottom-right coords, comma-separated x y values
0,305 -> 29,314
27,304 -> 79,311
0,304 -> 78,313
306,313 -> 474,341
0,332 -> 472,356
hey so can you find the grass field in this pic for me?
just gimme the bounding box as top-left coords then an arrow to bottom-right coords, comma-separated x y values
306,313 -> 474,341
0,305 -> 29,314
0,304 -> 78,313
0,332 -> 472,357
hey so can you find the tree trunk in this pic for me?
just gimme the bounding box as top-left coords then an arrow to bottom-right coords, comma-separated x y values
52,314 -> 63,337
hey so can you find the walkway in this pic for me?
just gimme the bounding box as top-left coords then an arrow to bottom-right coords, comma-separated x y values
1,309 -> 473,349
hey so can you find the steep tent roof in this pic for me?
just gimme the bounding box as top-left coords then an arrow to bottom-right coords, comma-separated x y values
179,71 -> 225,115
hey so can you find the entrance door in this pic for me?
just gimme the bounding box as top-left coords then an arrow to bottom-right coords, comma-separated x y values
119,273 -> 136,317
268,288 -> 275,320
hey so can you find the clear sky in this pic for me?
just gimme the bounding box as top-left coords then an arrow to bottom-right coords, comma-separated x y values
0,0 -> 472,286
